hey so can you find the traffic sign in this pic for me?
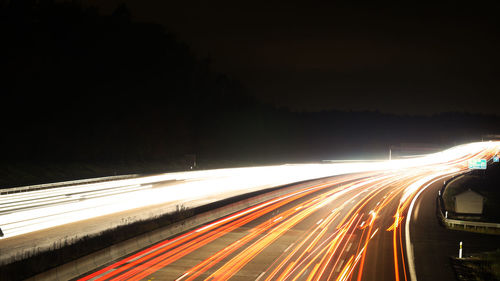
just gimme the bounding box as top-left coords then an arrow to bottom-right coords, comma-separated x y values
494,156 -> 499,163
468,159 -> 487,169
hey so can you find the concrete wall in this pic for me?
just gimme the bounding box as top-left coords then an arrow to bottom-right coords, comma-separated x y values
26,176 -> 337,281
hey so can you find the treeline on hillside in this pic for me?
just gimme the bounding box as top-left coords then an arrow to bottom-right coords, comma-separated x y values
1,1 -> 499,184
1,0 -> 255,164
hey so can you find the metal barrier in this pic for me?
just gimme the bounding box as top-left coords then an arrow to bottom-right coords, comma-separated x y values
437,174 -> 500,233
443,217 -> 500,231
0,174 -> 138,195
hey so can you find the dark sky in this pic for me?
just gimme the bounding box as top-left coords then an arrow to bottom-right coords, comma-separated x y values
87,0 -> 499,115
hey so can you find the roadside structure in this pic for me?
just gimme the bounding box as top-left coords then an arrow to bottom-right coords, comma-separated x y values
454,189 -> 485,215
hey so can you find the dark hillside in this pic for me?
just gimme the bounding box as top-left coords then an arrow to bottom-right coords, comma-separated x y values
1,1 -> 499,187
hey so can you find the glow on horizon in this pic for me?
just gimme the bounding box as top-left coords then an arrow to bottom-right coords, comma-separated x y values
0,141 -> 498,239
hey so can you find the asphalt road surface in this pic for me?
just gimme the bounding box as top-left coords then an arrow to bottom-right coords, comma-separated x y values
76,143 -> 496,281
2,142 -> 498,281
410,174 -> 500,281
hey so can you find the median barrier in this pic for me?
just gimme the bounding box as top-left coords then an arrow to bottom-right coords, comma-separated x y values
26,176 -> 340,281
0,174 -> 138,195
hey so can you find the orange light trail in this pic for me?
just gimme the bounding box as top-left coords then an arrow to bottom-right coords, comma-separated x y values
76,143 -> 500,281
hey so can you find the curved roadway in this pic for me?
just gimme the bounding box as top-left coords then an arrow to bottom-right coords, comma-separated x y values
76,143 -> 497,281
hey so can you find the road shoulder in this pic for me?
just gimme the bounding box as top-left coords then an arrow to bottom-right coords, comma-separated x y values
410,178 -> 500,281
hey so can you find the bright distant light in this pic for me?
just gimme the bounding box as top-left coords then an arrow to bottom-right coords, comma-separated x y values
0,141 -> 498,239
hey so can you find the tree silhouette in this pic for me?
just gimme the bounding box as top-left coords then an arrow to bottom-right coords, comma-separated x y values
0,1 -> 499,187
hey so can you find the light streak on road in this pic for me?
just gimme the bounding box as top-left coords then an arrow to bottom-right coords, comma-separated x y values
2,141 -> 499,281
1,141 -> 497,240
68,141 -> 500,281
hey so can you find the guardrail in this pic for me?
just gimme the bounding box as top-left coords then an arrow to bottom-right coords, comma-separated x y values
24,175 -> 339,281
0,174 -> 138,195
437,173 -> 500,234
443,217 -> 500,230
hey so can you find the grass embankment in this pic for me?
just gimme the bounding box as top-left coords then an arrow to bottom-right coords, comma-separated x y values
0,205 -> 194,281
0,177 -> 299,281
442,163 -> 500,222
0,158 -> 286,189
451,249 -> 500,281
0,161 -> 188,189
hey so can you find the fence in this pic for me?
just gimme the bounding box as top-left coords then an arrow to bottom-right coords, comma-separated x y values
437,175 -> 500,234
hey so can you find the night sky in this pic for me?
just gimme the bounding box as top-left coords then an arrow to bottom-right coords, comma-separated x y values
87,0 -> 499,115
1,0 -> 500,186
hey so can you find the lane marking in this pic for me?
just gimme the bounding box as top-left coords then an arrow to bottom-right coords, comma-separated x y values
335,259 -> 345,272
346,242 -> 352,252
175,271 -> 189,281
405,173 -> 459,281
255,271 -> 266,281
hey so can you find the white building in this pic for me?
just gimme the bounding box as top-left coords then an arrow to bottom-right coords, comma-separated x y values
454,189 -> 484,215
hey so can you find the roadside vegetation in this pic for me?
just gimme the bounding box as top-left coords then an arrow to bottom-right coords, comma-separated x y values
2,1 -> 500,189
442,162 -> 500,222
0,182 -> 289,281
451,249 -> 500,281
0,204 -> 193,281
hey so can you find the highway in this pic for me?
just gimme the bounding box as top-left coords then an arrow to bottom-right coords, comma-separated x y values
0,163 -> 399,240
410,169 -> 500,281
72,142 -> 498,281
0,142 -> 498,280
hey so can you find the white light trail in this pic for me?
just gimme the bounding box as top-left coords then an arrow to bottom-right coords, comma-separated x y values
0,141 -> 498,239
